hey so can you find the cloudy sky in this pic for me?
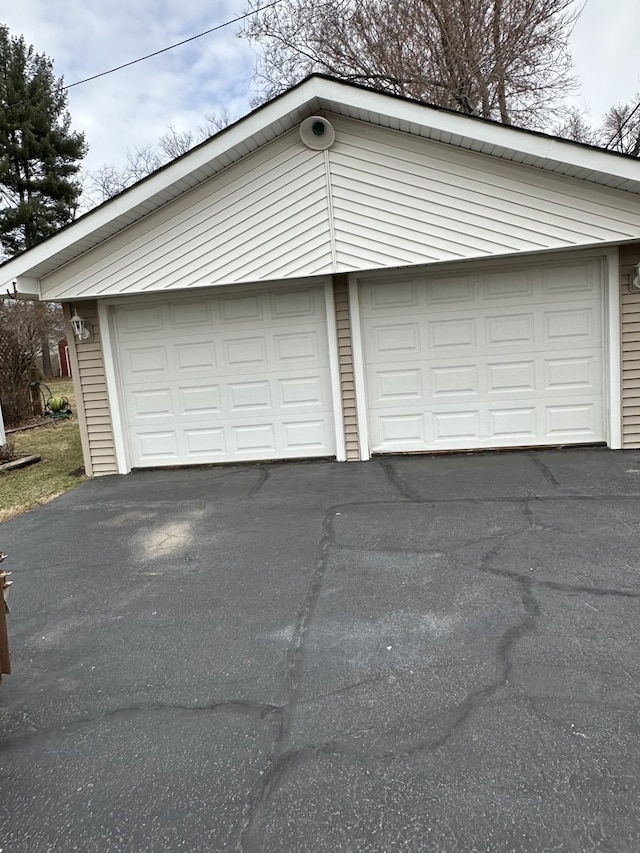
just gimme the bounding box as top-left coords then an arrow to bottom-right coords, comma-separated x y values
2,0 -> 640,179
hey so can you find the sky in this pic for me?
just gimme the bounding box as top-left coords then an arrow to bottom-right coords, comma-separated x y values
2,0 -> 640,180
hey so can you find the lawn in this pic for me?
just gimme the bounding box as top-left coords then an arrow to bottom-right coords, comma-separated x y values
0,378 -> 85,523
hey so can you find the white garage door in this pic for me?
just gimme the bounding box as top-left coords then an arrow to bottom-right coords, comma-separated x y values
115,285 -> 336,467
361,258 -> 605,453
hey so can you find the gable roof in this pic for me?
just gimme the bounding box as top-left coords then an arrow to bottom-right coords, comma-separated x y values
4,74 -> 640,297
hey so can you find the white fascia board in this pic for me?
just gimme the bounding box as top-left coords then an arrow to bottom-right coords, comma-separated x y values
4,275 -> 40,298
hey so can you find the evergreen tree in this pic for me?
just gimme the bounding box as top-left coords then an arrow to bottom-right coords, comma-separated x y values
0,25 -> 87,258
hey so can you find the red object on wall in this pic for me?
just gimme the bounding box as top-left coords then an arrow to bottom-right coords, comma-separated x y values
58,339 -> 71,378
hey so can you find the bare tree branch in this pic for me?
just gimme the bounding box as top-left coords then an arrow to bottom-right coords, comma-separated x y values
240,0 -> 579,128
599,95 -> 640,156
80,109 -> 237,206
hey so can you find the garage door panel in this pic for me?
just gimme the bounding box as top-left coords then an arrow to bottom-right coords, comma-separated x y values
175,341 -> 217,371
546,403 -> 600,437
362,260 -> 604,453
432,409 -> 482,442
135,430 -> 179,460
278,376 -> 325,407
431,364 -> 480,397
223,336 -> 268,367
378,413 -> 426,445
376,369 -> 423,401
185,427 -> 226,457
429,317 -> 477,350
543,307 -> 598,345
541,262 -> 597,295
366,323 -> 421,358
485,313 -> 534,346
168,300 -> 214,328
124,346 -> 169,377
127,388 -> 174,420
366,280 -> 420,311
271,288 -> 317,317
544,356 -> 598,391
119,305 -> 165,334
274,331 -> 321,363
482,270 -> 534,300
283,419 -> 331,449
233,422 -> 276,452
488,407 -> 537,439
220,293 -> 264,322
487,361 -> 536,394
228,380 -> 272,411
427,275 -> 476,304
179,385 -> 222,415
116,285 -> 336,466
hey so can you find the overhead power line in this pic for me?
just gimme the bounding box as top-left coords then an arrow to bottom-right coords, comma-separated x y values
64,1 -> 283,91
1,0 -> 283,111
605,100 -> 640,149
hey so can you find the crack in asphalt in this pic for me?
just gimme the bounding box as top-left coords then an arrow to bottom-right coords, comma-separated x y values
247,465 -> 271,497
330,497 -> 640,601
527,452 -> 561,487
235,507 -> 335,852
234,497 -> 548,845
375,457 -> 421,502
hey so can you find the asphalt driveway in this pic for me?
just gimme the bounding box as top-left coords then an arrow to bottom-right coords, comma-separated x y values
1,448 -> 640,852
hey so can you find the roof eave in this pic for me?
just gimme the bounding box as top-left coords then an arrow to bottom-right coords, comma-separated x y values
2,75 -> 640,288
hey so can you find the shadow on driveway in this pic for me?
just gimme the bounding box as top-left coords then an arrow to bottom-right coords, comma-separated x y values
1,448 -> 640,851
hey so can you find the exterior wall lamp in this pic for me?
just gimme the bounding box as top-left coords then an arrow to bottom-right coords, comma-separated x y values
70,308 -> 90,341
631,264 -> 640,293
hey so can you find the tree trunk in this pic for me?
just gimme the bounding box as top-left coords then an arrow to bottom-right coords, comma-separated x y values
41,334 -> 52,377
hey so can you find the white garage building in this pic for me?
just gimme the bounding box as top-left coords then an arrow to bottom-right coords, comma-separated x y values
3,76 -> 640,476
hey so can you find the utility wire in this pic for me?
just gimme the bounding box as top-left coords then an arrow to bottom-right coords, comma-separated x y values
605,100 -> 640,149
1,1 -> 283,110
65,1 -> 283,91
573,1 -> 639,151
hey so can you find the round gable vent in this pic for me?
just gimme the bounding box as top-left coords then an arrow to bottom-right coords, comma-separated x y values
300,116 -> 335,150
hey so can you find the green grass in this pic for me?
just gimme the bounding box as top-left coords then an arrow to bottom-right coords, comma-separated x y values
1,378 -> 85,522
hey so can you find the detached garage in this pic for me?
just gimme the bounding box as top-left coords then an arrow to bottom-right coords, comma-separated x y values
3,75 -> 640,476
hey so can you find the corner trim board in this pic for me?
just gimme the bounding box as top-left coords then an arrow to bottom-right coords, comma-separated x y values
606,249 -> 622,449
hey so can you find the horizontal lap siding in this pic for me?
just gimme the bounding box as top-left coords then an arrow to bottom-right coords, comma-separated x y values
333,275 -> 360,460
621,244 -> 640,447
66,301 -> 118,476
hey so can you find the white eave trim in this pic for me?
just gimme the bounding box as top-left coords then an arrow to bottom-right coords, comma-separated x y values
5,275 -> 40,298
